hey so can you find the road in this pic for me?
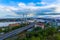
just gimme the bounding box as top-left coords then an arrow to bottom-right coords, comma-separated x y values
0,23 -> 35,40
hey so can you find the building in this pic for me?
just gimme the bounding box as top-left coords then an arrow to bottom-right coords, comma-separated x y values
9,23 -> 20,27
35,22 -> 45,29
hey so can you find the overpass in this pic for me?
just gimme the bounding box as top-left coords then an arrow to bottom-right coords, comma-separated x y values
0,23 -> 35,40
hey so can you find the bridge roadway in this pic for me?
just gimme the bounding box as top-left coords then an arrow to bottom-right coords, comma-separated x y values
0,23 -> 35,40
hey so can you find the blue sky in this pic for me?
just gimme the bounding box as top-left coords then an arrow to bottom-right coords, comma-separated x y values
0,0 -> 41,6
0,0 -> 60,18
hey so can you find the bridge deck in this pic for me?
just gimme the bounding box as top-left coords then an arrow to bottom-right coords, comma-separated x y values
0,23 -> 35,40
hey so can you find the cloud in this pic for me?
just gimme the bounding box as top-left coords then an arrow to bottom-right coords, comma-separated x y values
27,2 -> 36,6
13,2 -> 60,18
18,2 -> 26,7
36,2 -> 47,6
54,5 -> 60,13
0,5 -> 20,18
0,4 -> 37,18
37,15 -> 60,18
17,1 -> 60,18
17,2 -> 56,14
0,0 -> 60,18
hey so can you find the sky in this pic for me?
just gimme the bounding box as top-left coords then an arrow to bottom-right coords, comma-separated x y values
0,0 -> 60,18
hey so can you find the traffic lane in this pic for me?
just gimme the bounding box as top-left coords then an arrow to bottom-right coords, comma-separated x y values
0,23 -> 35,40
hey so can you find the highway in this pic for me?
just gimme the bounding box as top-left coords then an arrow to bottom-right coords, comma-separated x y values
0,23 -> 35,40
